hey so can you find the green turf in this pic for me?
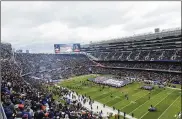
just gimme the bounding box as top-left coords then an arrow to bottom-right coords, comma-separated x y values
58,74 -> 181,119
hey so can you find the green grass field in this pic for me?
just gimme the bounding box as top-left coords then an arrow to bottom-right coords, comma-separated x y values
58,74 -> 181,119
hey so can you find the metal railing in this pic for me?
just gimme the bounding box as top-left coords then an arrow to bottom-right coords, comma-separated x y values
0,103 -> 7,119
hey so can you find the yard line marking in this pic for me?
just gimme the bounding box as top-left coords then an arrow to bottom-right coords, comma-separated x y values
121,92 -> 149,110
104,95 -> 122,104
93,91 -> 113,100
87,87 -> 110,95
97,91 -> 120,103
111,90 -> 144,107
176,115 -> 179,119
129,90 -> 167,114
158,96 -> 180,119
92,92 -> 107,99
139,90 -> 174,119
110,90 -> 145,107
166,87 -> 181,91
82,88 -> 98,94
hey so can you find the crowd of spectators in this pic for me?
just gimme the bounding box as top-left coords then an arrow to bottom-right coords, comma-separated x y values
91,66 -> 181,84
90,49 -> 181,61
0,43 -> 12,59
0,46 -> 102,119
95,61 -> 181,71
1,63 -> 102,119
29,64 -> 91,82
15,53 -> 94,75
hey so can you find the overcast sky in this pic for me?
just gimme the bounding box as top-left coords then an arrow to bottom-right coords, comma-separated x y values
1,1 -> 181,53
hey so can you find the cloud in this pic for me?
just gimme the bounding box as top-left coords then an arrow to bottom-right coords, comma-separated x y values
1,1 -> 181,53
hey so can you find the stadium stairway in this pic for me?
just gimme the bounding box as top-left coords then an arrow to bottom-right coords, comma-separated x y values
85,53 -> 99,61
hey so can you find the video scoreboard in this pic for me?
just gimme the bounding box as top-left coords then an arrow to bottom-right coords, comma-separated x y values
54,43 -> 81,54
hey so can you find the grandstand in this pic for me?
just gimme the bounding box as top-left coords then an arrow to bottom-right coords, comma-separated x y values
81,28 -> 181,61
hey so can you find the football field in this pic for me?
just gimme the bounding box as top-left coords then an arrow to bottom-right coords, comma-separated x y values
58,74 -> 181,119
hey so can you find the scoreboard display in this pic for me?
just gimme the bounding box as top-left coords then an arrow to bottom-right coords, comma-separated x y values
72,44 -> 81,52
54,44 -> 61,53
54,43 -> 81,54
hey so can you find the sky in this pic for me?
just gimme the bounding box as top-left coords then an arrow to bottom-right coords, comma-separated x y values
1,1 -> 181,53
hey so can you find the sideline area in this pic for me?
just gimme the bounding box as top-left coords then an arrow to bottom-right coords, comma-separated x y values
59,85 -> 137,119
